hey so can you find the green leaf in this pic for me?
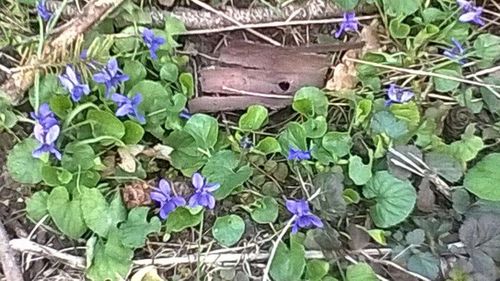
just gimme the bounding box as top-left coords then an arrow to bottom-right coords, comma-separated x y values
363,171 -> 416,228
413,24 -> 439,48
49,95 -> 72,119
41,166 -> 73,186
322,132 -> 352,160
87,109 -> 126,140
7,138 -> 44,184
249,196 -> 279,224
334,0 -> 359,10
425,152 -> 463,182
292,87 -> 328,117
26,191 -> 49,222
348,155 -> 372,185
159,62 -> 179,83
306,260 -> 330,281
405,229 -> 426,245
86,228 -> 134,281
304,116 -> 328,138
390,101 -> 420,131
255,137 -> 281,155
371,111 -> 408,139
433,66 -> 462,93
346,263 -> 378,281
279,122 -> 308,151
383,0 -> 421,16
422,8 -> 447,23
61,143 -> 96,172
203,150 -> 252,199
239,105 -> 269,131
270,236 -> 306,281
212,215 -> 245,246
367,229 -> 387,245
130,80 -> 171,115
179,72 -> 194,98
122,120 -> 144,145
166,207 -> 203,233
184,113 -> 219,149
29,74 -> 63,107
389,17 -> 411,38
355,99 -> 372,126
407,252 -> 440,280
165,130 -> 207,176
123,60 -> 147,89
436,125 -> 484,163
311,172 -> 346,220
81,188 -> 126,238
118,207 -> 161,248
343,188 -> 361,204
464,153 -> 500,201
474,34 -> 500,68
47,186 -> 88,239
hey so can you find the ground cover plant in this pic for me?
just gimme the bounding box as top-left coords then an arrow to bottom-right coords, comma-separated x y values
1,0 -> 500,280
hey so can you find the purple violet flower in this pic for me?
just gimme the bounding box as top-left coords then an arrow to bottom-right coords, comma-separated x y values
111,93 -> 146,124
334,12 -> 359,38
92,58 -> 129,97
188,173 -> 220,209
59,65 -> 90,102
179,108 -> 192,120
457,0 -> 484,25
288,147 -> 311,161
385,84 -> 414,106
30,103 -> 59,129
150,179 -> 186,219
444,38 -> 467,64
240,136 -> 253,149
286,199 -> 324,234
142,28 -> 166,60
32,123 -> 62,160
37,0 -> 51,21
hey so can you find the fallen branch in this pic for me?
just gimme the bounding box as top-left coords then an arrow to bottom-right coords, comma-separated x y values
10,238 -> 391,269
45,0 -> 376,30
0,0 -> 124,105
0,219 -> 24,281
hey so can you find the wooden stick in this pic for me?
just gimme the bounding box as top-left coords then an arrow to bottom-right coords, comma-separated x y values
0,219 -> 24,281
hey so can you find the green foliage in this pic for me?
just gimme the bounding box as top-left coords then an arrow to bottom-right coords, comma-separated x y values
363,171 -> 416,228
433,66 -> 462,93
389,17 -> 411,39
166,207 -> 204,233
47,186 -> 88,239
26,191 -> 49,222
292,87 -> 328,117
7,139 -> 44,184
371,111 -> 408,140
81,188 -> 126,238
322,132 -> 352,161
255,137 -> 281,155
88,109 -> 126,140
304,116 -> 328,138
239,105 -> 268,131
348,155 -> 372,185
390,101 -> 420,131
184,113 -> 219,150
86,228 -> 134,281
306,260 -> 330,281
249,196 -> 279,224
118,207 -> 161,248
212,215 -> 245,246
270,236 -> 306,281
202,150 -> 252,199
279,122 -> 308,152
407,252 -> 440,280
122,120 -> 145,145
382,0 -> 421,16
333,0 -> 359,10
41,166 -> 73,186
473,34 -> 500,68
346,263 -> 378,281
464,153 -> 500,201
61,143 -> 96,172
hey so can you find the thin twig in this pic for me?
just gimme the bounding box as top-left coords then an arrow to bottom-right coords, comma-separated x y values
190,0 -> 281,46
359,251 -> 432,281
0,219 -> 24,281
178,15 -> 379,35
345,58 -> 500,92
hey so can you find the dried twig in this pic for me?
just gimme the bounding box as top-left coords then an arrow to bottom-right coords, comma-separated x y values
45,0 -> 376,30
0,219 -> 24,281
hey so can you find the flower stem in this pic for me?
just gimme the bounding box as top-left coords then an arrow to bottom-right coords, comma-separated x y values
196,214 -> 204,281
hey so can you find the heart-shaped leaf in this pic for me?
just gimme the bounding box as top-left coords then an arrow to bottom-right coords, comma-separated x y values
212,215 -> 245,246
47,186 -> 88,239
